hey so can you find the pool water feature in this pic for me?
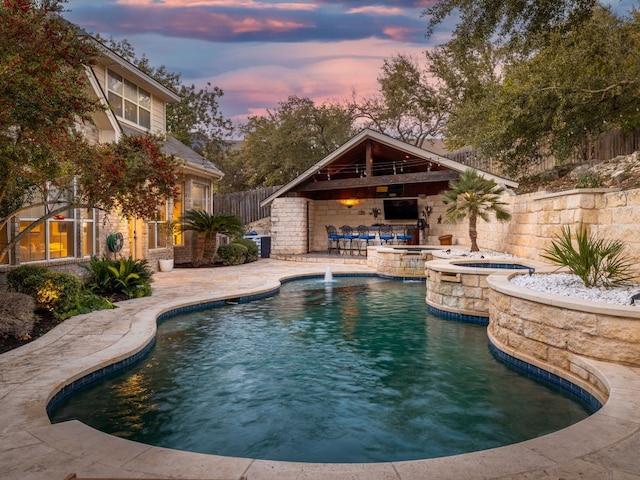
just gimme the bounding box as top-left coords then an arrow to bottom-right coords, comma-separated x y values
49,277 -> 593,464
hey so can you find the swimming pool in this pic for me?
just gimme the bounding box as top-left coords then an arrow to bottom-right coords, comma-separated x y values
49,277 -> 593,463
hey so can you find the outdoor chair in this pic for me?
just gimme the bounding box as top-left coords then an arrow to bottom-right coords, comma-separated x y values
326,225 -> 343,254
396,227 -> 413,245
356,225 -> 376,255
340,225 -> 359,255
379,225 -> 395,245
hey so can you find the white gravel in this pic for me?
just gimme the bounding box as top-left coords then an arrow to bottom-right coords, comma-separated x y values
510,272 -> 640,306
440,249 -> 516,259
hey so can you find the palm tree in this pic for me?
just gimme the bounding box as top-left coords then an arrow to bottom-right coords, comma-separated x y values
181,210 -> 245,265
441,169 -> 512,252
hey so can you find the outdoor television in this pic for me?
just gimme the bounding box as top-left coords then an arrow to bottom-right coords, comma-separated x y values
383,198 -> 419,220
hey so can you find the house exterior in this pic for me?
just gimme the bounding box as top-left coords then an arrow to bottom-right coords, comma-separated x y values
260,129 -> 518,255
0,39 -> 223,273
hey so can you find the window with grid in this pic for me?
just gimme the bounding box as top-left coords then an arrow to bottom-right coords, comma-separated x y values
107,70 -> 151,129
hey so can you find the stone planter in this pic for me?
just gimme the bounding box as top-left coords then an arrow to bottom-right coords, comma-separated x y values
487,271 -> 640,399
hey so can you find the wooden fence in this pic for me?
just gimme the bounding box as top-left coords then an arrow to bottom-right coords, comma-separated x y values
445,128 -> 640,177
213,186 -> 281,224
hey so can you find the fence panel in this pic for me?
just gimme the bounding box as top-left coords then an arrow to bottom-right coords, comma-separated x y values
213,186 -> 281,224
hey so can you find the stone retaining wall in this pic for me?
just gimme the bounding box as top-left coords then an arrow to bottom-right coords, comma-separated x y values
487,272 -> 640,399
366,247 -> 434,278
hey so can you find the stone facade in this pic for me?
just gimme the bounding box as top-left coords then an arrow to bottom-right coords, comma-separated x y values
272,187 -> 640,281
270,197 -> 310,255
487,273 -> 640,399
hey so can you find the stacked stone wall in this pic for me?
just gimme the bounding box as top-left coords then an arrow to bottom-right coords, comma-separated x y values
271,198 -> 309,255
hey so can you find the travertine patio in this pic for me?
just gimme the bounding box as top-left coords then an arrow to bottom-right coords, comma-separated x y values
1,258 -> 639,480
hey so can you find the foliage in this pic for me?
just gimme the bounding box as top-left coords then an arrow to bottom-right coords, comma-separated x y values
441,169 -> 512,252
6,265 -> 51,292
0,290 -> 36,340
159,219 -> 181,259
217,243 -> 248,266
181,210 -> 245,265
6,265 -> 82,319
77,133 -> 180,220
226,96 -> 357,191
84,256 -> 154,299
575,171 -> 604,189
232,238 -> 259,263
423,0 -> 597,56
0,0 -> 100,214
356,54 -> 447,143
424,4 -> 640,178
541,224 -> 635,288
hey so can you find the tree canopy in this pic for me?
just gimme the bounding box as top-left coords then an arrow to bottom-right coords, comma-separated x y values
424,1 -> 640,177
356,54 -> 447,145
215,96 -> 357,192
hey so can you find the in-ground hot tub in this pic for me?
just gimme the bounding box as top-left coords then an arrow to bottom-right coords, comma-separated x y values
425,257 -> 548,323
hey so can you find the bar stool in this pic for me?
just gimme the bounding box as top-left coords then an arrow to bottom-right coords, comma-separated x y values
325,225 -> 342,254
356,225 -> 375,255
340,225 -> 358,255
396,227 -> 413,245
379,225 -> 394,245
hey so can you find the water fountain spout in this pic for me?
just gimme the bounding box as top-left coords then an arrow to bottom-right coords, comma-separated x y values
324,266 -> 334,283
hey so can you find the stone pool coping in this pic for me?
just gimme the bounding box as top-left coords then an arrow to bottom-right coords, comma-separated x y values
1,258 -> 639,480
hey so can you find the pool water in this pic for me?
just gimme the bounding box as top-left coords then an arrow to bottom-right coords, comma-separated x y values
49,277 -> 592,463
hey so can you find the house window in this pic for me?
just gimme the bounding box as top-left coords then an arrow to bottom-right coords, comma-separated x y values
192,183 -> 210,212
82,209 -> 95,256
173,185 -> 183,246
107,70 -> 151,129
148,203 -> 168,250
17,187 -> 94,262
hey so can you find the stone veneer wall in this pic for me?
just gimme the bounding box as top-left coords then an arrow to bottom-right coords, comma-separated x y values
475,188 -> 640,276
487,273 -> 640,399
366,247 -> 434,278
424,259 -> 549,319
270,197 -> 310,255
269,187 -> 640,272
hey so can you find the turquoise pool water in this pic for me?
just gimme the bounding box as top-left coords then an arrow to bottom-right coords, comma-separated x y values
49,277 -> 592,463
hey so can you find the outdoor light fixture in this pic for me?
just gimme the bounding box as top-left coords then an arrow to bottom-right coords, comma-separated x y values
339,199 -> 359,208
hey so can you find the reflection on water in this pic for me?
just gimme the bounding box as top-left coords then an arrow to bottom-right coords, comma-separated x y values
50,277 -> 593,463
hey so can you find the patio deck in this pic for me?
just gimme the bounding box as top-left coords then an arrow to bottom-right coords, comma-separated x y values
1,258 -> 639,480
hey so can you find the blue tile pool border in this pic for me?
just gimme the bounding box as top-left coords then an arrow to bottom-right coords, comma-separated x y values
488,341 -> 603,412
427,304 -> 489,325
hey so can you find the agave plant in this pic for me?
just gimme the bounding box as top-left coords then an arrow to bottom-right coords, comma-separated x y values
84,256 -> 153,299
542,224 -> 635,288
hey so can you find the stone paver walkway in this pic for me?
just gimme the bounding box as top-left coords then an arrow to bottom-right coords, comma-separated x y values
1,259 -> 639,480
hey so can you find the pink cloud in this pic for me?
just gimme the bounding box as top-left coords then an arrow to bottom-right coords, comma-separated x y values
115,0 -> 318,11
346,6 -> 404,16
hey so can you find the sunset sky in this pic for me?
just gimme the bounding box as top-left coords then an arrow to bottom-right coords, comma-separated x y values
62,0 -> 636,125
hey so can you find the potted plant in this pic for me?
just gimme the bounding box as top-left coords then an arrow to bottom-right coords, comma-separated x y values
158,219 -> 180,272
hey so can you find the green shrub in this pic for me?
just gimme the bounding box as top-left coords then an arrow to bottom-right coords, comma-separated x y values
6,266 -> 82,318
232,238 -> 259,263
542,224 -> 635,287
6,265 -> 51,295
84,256 -> 153,299
217,243 -> 248,266
36,273 -> 82,318
575,171 -> 604,189
0,290 -> 36,340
